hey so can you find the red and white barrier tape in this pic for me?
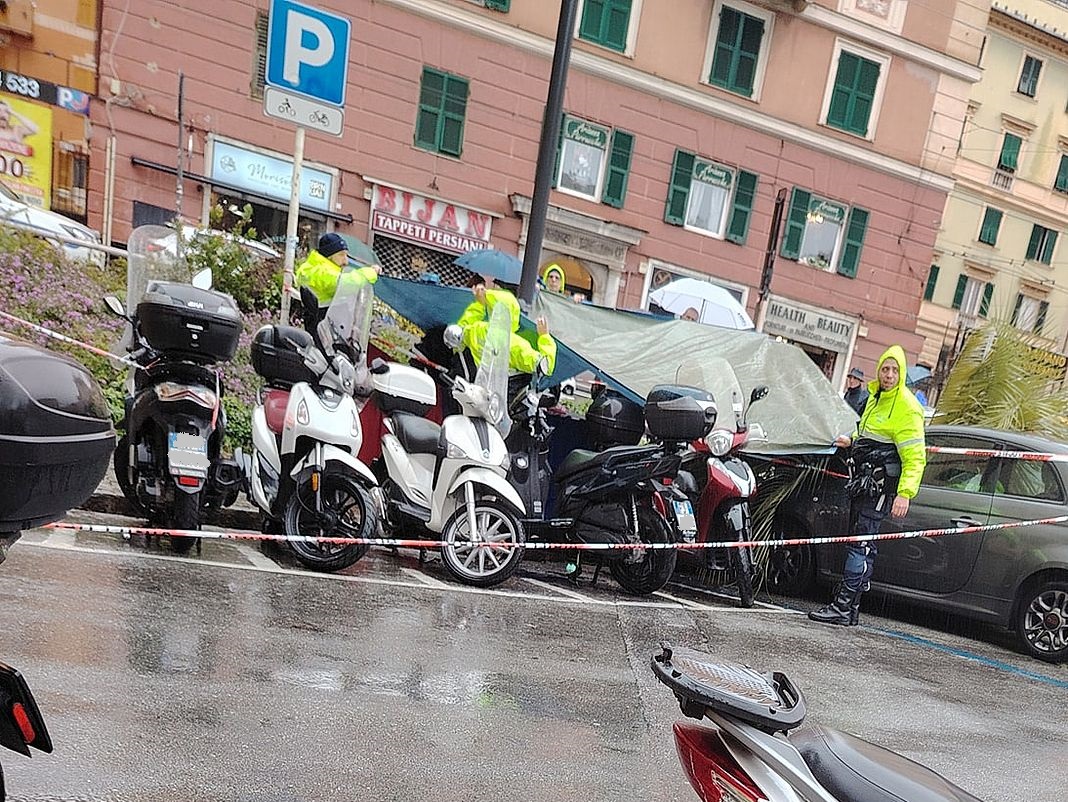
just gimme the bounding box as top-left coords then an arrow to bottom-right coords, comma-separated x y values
44,513 -> 1068,552
0,310 -> 135,368
924,445 -> 1068,463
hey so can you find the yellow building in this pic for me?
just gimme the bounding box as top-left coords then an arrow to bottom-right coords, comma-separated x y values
0,0 -> 97,221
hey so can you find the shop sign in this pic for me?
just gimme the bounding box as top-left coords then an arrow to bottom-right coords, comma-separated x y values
563,117 -> 608,149
693,159 -> 732,189
209,139 -> 334,212
371,184 -> 493,255
807,198 -> 845,225
764,296 -> 855,352
0,73 -> 90,115
0,94 -> 52,208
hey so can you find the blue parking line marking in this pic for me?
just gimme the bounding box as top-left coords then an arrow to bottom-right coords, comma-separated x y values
875,627 -> 1068,689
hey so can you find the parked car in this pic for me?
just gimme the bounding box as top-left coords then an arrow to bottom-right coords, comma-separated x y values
157,224 -> 282,262
767,425 -> 1068,663
0,178 -> 105,267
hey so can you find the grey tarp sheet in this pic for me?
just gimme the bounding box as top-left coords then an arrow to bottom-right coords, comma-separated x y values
533,292 -> 858,455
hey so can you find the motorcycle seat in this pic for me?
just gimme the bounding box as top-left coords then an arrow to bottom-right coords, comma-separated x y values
554,449 -> 600,481
392,412 -> 441,455
790,724 -> 984,802
264,388 -> 290,435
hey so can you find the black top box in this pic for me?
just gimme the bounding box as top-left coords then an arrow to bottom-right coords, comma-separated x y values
251,325 -> 319,388
645,384 -> 717,442
136,281 -> 241,364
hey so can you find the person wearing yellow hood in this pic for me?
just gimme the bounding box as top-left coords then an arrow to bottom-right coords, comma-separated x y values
809,345 -> 926,627
455,275 -> 557,376
541,263 -> 566,294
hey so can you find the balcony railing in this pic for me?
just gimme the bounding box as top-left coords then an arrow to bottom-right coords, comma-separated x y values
992,169 -> 1015,191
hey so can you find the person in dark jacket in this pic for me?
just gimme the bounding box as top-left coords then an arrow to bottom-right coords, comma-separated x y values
843,367 -> 869,415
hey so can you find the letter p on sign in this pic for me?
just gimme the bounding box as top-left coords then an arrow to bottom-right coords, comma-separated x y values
265,0 -> 351,107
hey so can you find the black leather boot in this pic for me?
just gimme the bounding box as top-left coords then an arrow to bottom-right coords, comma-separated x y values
808,584 -> 859,626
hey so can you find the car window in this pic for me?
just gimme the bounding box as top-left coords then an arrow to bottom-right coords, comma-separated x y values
921,435 -> 995,494
996,458 -> 1065,503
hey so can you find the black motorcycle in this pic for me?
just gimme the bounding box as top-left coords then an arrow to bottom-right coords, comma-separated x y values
506,372 -> 715,595
104,225 -> 243,551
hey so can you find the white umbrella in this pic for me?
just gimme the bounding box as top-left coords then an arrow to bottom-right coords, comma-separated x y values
648,277 -> 754,330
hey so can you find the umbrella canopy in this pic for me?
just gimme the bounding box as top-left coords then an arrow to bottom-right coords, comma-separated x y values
340,234 -> 382,268
647,277 -> 754,330
453,248 -> 522,285
906,365 -> 932,386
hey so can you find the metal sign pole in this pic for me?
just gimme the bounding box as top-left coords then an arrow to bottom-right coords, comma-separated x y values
280,125 -> 305,324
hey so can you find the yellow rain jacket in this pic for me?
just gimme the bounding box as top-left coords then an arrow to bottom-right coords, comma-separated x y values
854,345 -> 927,499
457,288 -> 556,375
295,251 -> 378,304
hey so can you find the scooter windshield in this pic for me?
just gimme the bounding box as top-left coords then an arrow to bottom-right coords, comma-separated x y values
125,225 -> 193,314
676,357 -> 744,431
474,300 -> 512,438
324,267 -> 373,358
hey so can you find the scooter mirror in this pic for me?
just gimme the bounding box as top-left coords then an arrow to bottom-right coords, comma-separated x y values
191,268 -> 213,290
750,386 -> 769,405
561,378 -> 576,396
370,358 -> 389,375
103,295 -> 128,319
536,356 -> 550,378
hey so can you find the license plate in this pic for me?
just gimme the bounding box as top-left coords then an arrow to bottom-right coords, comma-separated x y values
168,432 -> 209,474
169,432 -> 207,453
673,499 -> 697,537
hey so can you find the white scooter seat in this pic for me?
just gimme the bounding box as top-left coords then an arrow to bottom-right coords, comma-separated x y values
790,724 -> 984,802
392,412 -> 441,455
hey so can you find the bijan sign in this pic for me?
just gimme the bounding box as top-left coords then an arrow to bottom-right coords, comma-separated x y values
371,184 -> 493,255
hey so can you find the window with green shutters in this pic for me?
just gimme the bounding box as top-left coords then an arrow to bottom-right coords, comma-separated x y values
978,207 -> 1002,246
924,265 -> 939,302
554,114 -> 634,208
414,67 -> 469,158
998,133 -> 1022,173
663,148 -> 759,243
709,5 -> 765,98
1018,55 -> 1042,97
780,187 -> 868,277
1026,224 -> 1058,265
578,0 -> 633,53
483,0 -> 510,10
979,282 -> 994,317
951,274 -> 968,310
1012,294 -> 1050,333
1054,155 -> 1068,193
826,50 -> 881,137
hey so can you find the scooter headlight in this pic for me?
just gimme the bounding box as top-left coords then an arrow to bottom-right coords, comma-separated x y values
296,399 -> 310,426
445,442 -> 467,460
706,429 -> 733,457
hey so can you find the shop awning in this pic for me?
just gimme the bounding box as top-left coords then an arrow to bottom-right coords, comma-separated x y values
130,156 -> 354,223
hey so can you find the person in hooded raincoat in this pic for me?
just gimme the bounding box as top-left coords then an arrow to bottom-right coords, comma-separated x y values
295,232 -> 380,327
540,263 -> 567,294
809,345 -> 926,627
455,274 -> 557,376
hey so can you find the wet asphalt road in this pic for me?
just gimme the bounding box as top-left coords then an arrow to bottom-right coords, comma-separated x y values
0,519 -> 1064,802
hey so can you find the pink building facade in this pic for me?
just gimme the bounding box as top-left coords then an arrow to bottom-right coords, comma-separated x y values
89,0 -> 986,387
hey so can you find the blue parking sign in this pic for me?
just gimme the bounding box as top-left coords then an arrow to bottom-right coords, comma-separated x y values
265,0 -> 350,107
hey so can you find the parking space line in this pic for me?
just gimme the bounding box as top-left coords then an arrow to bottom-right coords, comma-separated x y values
668,580 -> 786,610
654,590 -> 718,611
232,542 -> 283,571
400,567 -> 449,589
42,530 -> 77,548
522,576 -> 593,602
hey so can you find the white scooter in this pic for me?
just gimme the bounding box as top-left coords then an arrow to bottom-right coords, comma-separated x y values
369,302 -> 526,587
237,275 -> 380,572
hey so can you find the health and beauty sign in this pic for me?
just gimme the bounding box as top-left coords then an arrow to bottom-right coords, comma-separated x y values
0,93 -> 53,209
209,139 -> 334,211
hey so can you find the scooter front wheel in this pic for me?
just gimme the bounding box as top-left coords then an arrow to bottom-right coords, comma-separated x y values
284,471 -> 376,572
609,505 -> 676,596
440,498 -> 525,587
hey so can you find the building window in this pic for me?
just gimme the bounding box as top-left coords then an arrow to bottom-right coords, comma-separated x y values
1018,55 -> 1042,98
1026,224 -> 1057,265
51,147 -> 89,224
1054,155 -> 1068,194
251,12 -> 269,99
553,115 -> 634,208
823,46 -> 885,137
707,3 -> 769,99
664,149 -> 759,245
924,264 -> 939,302
1012,294 -> 1049,334
951,275 -> 993,318
414,67 -> 469,158
578,0 -> 634,54
780,187 -> 869,277
978,207 -> 1002,246
998,133 -> 1022,172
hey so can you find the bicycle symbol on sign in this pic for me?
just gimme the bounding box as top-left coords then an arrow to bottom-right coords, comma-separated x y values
309,110 -> 330,126
277,98 -> 296,117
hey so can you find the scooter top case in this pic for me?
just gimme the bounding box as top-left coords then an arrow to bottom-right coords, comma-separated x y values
0,335 -> 115,534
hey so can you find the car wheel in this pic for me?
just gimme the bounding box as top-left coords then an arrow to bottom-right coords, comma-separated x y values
1014,579 -> 1068,663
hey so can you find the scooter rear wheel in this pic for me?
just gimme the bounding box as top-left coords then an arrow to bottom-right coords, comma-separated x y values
440,498 -> 525,587
170,489 -> 201,554
609,506 -> 676,596
284,471 -> 376,573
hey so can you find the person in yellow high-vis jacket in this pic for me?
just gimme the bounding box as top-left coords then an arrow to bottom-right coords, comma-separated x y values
809,345 -> 926,627
295,232 -> 380,325
455,276 -> 556,376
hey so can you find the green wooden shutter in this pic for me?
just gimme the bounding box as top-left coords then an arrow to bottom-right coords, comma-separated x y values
709,7 -> 739,88
979,282 -> 994,317
1012,293 -> 1023,324
853,58 -> 879,136
710,7 -> 763,97
1041,230 -> 1058,264
837,206 -> 868,278
978,207 -> 1002,245
415,67 -> 445,150
951,275 -> 968,310
781,187 -> 810,259
924,264 -> 939,301
734,13 -> 764,97
604,0 -> 632,51
601,129 -> 634,208
725,170 -> 758,244
999,134 -> 1021,172
664,149 -> 695,225
579,0 -> 605,41
1026,225 -> 1043,260
826,52 -> 857,130
551,113 -> 566,188
1018,56 -> 1041,96
484,0 -> 510,10
827,52 -> 878,136
1036,301 -> 1049,333
439,74 -> 469,157
1055,155 -> 1068,193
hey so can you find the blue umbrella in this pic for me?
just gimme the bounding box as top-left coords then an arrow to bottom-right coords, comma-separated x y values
339,234 -> 382,268
453,248 -> 522,284
906,365 -> 932,386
